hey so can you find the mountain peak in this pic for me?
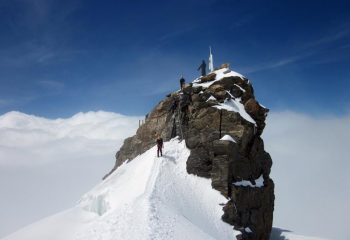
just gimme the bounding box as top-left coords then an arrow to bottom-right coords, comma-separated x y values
104,64 -> 273,239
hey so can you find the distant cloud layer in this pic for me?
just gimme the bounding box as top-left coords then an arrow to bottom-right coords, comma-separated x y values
0,111 -> 141,166
264,111 -> 350,240
0,111 -> 349,239
0,111 -> 141,238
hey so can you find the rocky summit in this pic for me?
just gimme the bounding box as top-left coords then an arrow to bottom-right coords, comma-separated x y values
104,66 -> 274,240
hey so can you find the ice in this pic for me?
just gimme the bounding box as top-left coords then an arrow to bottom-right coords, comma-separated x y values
234,84 -> 246,93
233,175 -> 264,188
220,135 -> 236,143
206,95 -> 217,102
213,97 -> 256,125
82,194 -> 110,216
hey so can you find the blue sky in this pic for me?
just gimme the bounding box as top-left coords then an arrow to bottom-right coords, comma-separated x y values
0,0 -> 349,118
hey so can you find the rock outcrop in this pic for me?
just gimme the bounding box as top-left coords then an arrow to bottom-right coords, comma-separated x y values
104,67 -> 274,240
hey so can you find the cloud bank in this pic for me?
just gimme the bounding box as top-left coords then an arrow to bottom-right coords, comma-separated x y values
0,111 -> 141,166
0,111 -> 141,237
0,110 -> 349,239
263,111 -> 350,240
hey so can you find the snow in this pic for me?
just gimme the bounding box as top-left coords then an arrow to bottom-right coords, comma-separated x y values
191,68 -> 255,126
213,97 -> 256,125
220,134 -> 236,143
2,139 -> 240,240
193,68 -> 245,88
259,102 -> 267,108
234,84 -> 246,92
206,95 -> 217,102
233,175 -> 264,188
212,90 -> 256,125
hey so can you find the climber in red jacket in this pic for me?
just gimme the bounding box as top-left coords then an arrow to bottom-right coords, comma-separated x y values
156,134 -> 164,157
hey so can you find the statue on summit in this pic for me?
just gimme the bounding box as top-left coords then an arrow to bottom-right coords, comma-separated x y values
197,60 -> 206,76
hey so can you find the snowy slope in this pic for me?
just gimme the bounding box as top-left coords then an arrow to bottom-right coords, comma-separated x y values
2,138 -> 329,240
2,139 -> 240,240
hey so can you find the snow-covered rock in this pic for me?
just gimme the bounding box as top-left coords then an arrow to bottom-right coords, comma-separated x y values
105,65 -> 273,239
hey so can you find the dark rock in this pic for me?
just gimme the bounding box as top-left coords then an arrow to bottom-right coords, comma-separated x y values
222,200 -> 238,225
208,84 -> 229,101
187,146 -> 212,178
220,63 -> 230,69
211,155 -> 232,197
236,234 -> 244,240
200,73 -> 216,82
191,94 -> 201,103
212,139 -> 237,156
192,86 -> 203,94
244,98 -> 269,136
231,85 -> 244,98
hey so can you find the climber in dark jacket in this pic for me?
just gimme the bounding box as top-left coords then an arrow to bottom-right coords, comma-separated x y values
156,135 -> 163,157
169,99 -> 178,113
197,60 -> 206,76
179,92 -> 191,125
179,76 -> 185,90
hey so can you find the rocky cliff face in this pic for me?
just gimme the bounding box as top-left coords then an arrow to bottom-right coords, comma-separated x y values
104,67 -> 274,240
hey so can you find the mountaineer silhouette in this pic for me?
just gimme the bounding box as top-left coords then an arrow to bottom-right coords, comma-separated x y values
197,60 -> 206,76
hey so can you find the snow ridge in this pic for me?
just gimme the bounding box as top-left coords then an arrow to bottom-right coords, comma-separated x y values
2,139 -> 238,240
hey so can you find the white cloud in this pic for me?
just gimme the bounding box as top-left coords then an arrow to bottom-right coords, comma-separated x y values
0,111 -> 141,238
0,111 -> 141,166
263,111 -> 350,240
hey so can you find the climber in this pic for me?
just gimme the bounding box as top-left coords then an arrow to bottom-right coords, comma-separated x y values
156,134 -> 164,157
197,60 -> 206,76
170,117 -> 177,139
169,98 -> 178,113
168,96 -> 179,139
179,76 -> 185,90
179,92 -> 191,125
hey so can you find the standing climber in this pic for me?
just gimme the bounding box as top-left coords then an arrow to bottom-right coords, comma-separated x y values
179,76 -> 185,90
169,96 -> 179,139
169,98 -> 178,114
156,134 -> 164,157
197,60 -> 206,76
179,92 -> 190,125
